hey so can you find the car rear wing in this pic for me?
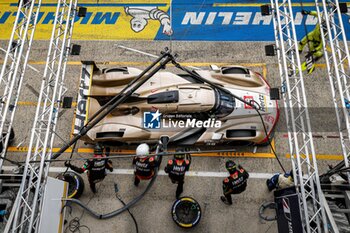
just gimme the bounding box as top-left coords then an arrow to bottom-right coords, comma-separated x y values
73,61 -> 96,135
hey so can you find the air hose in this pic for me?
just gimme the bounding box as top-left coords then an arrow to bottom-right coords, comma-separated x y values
62,145 -> 164,220
63,168 -> 158,219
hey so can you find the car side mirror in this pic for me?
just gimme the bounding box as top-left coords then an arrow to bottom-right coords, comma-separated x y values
210,65 -> 220,72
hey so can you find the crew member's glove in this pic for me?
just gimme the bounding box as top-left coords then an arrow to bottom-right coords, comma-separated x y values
64,161 -> 71,168
301,10 -> 310,15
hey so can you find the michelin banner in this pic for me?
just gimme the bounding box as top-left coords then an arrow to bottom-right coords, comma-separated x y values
0,0 -> 349,41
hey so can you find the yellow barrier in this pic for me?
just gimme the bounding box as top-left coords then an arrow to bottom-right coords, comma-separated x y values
0,0 -> 171,40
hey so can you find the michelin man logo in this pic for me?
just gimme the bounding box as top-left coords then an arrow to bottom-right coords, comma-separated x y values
143,110 -> 162,129
125,6 -> 173,35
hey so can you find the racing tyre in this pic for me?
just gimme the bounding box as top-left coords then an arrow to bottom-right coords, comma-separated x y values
171,197 -> 201,228
57,171 -> 84,199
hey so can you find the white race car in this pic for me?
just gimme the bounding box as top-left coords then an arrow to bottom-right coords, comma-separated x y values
74,62 -> 279,146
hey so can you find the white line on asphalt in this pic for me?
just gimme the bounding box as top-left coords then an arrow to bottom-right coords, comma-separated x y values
2,166 -> 274,179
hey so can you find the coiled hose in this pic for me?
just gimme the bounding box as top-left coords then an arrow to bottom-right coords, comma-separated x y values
62,146 -> 164,220
259,202 -> 277,221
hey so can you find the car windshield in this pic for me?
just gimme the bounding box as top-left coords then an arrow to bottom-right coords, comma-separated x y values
214,89 -> 235,118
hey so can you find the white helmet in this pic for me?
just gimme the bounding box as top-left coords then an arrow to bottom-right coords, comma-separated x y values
136,143 -> 149,157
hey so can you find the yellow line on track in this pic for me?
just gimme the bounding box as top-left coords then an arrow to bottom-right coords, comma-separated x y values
196,151 -> 275,158
9,147 -> 344,160
314,63 -> 327,68
7,61 -> 331,70
20,61 -> 268,67
213,3 -> 333,7
286,153 -> 344,160
325,47 -> 349,65
262,64 -> 267,79
270,138 -> 275,154
17,101 -> 77,107
7,146 -> 275,158
17,101 -> 40,106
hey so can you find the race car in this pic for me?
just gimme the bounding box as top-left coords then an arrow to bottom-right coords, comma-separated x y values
73,62 -> 279,146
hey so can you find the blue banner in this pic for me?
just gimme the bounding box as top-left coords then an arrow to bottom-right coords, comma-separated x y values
1,0 -> 349,41
156,2 -> 350,41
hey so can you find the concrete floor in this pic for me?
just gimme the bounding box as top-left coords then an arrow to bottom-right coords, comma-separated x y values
0,39 -> 348,232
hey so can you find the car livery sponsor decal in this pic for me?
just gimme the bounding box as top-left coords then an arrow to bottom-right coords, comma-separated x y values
243,96 -> 254,109
282,198 -> 292,221
264,115 -> 275,125
0,0 -> 349,41
74,63 -> 92,135
259,94 -> 266,112
282,197 -> 294,232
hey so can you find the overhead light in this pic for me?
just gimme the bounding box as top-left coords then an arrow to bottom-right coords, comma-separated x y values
70,44 -> 81,55
265,45 -> 276,56
338,3 -> 348,13
260,5 -> 270,16
62,96 -> 73,109
78,7 -> 87,17
270,88 -> 280,100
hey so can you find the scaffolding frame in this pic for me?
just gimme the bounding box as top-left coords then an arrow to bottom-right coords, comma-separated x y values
314,0 -> 350,181
5,0 -> 78,232
0,0 -> 42,170
1,0 -> 346,232
270,0 -> 328,232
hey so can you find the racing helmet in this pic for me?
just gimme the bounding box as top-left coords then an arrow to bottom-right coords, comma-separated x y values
136,143 -> 149,157
225,160 -> 237,173
94,144 -> 103,156
174,148 -> 185,160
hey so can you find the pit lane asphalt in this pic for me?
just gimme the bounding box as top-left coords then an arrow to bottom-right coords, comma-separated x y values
0,40 -> 347,233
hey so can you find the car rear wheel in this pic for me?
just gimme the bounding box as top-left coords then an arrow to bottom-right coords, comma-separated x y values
171,197 -> 201,228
